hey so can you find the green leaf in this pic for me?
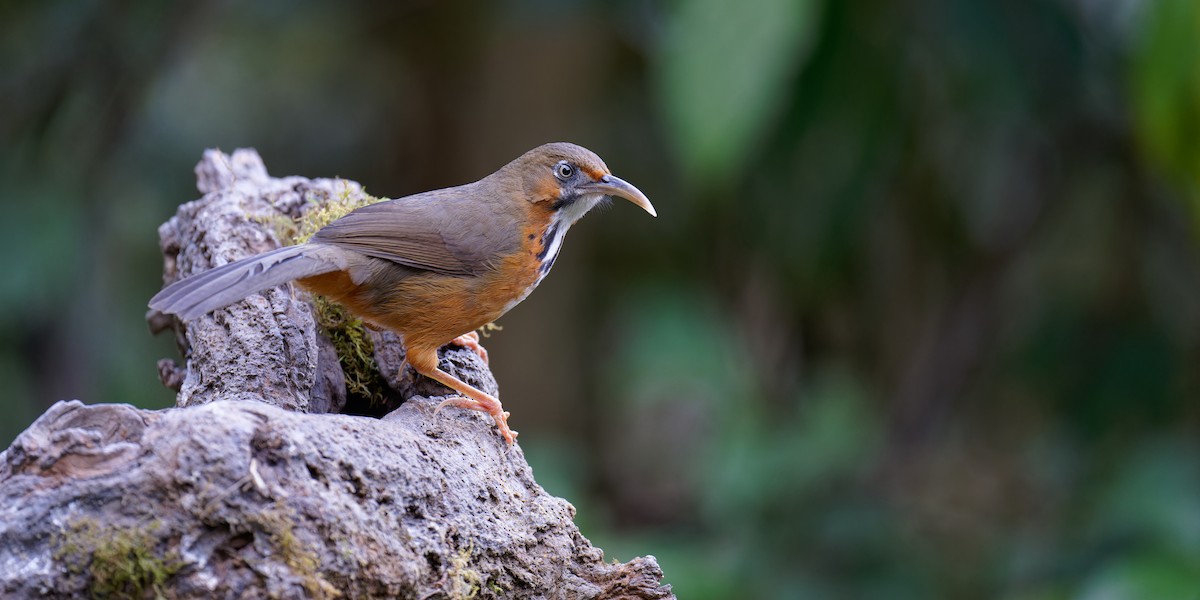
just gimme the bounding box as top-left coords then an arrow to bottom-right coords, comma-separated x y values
1130,0 -> 1200,226
1078,552 -> 1200,600
657,0 -> 821,186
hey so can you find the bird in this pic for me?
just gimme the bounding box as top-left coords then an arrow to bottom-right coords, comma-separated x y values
149,142 -> 656,444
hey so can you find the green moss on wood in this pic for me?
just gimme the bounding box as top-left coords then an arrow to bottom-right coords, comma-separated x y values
447,542 -> 482,600
246,503 -> 341,599
278,183 -> 391,405
53,517 -> 182,599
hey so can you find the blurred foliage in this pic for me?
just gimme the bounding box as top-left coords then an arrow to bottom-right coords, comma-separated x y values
1131,0 -> 1200,227
3,0 -> 1200,598
658,0 -> 820,186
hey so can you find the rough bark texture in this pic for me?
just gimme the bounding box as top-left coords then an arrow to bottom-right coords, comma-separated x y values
152,149 -> 347,414
0,149 -> 674,600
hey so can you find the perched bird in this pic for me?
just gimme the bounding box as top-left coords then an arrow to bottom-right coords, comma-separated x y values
149,142 -> 656,444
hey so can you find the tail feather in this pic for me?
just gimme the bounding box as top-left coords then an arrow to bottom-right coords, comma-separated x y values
149,244 -> 344,321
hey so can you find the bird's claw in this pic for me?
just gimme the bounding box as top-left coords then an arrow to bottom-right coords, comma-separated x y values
434,396 -> 517,444
448,331 -> 489,364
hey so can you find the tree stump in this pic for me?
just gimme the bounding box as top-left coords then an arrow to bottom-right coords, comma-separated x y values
0,149 -> 674,600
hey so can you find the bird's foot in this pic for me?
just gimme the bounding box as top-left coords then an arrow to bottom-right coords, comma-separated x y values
435,396 -> 517,444
448,331 -> 489,364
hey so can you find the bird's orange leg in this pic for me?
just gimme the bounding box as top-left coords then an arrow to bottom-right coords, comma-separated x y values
407,347 -> 516,444
448,331 -> 488,364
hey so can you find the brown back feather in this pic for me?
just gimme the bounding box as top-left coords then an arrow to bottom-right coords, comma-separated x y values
311,182 -> 523,277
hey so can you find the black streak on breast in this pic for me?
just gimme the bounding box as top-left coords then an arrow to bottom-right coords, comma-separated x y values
536,223 -> 560,261
539,251 -> 559,275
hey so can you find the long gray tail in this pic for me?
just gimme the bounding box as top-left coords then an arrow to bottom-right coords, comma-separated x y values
149,244 -> 345,321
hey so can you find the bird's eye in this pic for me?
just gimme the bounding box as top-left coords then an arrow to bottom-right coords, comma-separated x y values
554,162 -> 574,181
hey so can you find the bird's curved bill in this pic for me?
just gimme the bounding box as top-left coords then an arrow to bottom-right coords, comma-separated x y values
582,174 -> 657,217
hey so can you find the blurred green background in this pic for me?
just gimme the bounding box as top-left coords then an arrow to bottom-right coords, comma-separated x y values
3,0 -> 1199,597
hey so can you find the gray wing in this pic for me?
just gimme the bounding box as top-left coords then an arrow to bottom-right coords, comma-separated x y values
149,244 -> 348,320
311,183 -> 522,276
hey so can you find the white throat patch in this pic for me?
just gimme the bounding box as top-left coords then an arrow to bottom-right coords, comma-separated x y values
559,193 -> 605,225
